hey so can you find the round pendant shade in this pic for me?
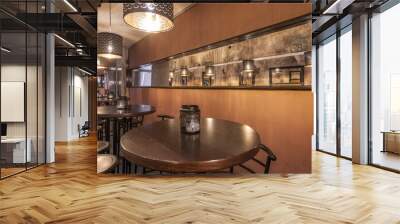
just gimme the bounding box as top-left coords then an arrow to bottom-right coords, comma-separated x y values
123,3 -> 174,33
97,32 -> 123,60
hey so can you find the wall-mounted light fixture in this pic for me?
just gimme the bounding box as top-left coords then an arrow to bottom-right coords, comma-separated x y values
169,71 -> 174,86
242,59 -> 256,73
180,67 -> 189,77
180,67 -> 189,86
202,65 -> 215,87
240,60 -> 257,86
204,65 -> 215,76
123,3 -> 174,33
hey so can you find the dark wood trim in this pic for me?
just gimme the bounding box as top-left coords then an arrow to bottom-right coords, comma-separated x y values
316,149 -> 352,161
369,164 -> 400,174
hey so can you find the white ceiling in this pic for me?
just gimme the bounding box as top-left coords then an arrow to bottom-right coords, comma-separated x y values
97,3 -> 193,48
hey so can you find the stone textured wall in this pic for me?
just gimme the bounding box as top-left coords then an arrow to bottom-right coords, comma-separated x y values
132,21 -> 312,87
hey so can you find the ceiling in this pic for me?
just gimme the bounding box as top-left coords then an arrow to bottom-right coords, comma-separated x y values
97,3 -> 194,48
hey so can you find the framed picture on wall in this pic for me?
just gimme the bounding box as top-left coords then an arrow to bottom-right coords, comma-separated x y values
269,66 -> 304,85
289,71 -> 301,84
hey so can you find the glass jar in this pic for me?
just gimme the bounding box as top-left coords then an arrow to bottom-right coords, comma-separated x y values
180,105 -> 200,134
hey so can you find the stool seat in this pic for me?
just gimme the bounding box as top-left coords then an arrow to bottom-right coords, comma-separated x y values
97,141 -> 110,153
97,154 -> 117,174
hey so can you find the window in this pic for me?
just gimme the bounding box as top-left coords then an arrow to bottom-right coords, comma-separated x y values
0,1 -> 47,179
339,26 -> 352,158
370,2 -> 400,171
316,25 -> 353,159
317,35 -> 337,154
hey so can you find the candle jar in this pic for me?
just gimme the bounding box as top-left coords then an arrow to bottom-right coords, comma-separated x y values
116,96 -> 129,110
180,105 -> 200,134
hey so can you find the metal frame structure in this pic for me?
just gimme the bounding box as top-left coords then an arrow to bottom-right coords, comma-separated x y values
0,0 -> 48,180
315,23 -> 352,161
315,0 -> 400,172
367,1 -> 400,173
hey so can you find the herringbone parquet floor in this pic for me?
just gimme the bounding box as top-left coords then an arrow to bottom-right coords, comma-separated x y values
1,135 -> 400,224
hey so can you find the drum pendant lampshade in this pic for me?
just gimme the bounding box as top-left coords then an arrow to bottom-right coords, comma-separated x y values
123,3 -> 174,33
97,32 -> 122,60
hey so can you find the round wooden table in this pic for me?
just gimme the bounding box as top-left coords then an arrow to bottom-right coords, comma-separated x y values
97,104 -> 155,119
97,104 -> 156,156
120,118 -> 261,173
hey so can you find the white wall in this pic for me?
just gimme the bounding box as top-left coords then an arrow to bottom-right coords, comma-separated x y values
54,67 -> 89,141
1,63 -> 46,164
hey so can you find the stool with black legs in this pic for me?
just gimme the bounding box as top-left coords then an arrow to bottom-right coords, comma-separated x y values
97,119 -> 106,140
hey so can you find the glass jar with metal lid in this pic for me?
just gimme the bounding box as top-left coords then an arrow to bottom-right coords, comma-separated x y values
180,105 -> 200,134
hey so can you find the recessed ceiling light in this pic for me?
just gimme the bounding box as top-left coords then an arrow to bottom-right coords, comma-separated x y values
78,67 -> 93,76
1,47 -> 11,53
54,34 -> 75,48
63,0 -> 78,12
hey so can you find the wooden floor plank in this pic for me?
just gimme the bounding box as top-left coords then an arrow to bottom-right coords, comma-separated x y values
0,135 -> 399,223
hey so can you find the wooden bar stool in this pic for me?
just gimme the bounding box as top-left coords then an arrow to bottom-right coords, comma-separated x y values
97,154 -> 118,174
97,141 -> 110,154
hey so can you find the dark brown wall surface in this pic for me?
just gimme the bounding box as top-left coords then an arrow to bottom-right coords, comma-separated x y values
129,88 -> 313,173
88,77 -> 97,132
128,3 -> 312,68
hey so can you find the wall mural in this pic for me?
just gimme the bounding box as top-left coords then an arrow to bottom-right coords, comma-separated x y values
129,21 -> 312,88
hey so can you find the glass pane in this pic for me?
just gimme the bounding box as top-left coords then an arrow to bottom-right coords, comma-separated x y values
371,3 -> 400,171
317,36 -> 337,154
38,33 -> 45,165
340,27 -> 352,158
1,30 -> 28,177
27,31 -> 38,169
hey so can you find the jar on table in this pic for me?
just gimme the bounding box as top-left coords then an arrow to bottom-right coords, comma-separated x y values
180,105 -> 200,134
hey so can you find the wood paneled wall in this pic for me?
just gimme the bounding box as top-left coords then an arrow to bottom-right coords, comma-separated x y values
129,88 -> 313,173
128,3 -> 311,68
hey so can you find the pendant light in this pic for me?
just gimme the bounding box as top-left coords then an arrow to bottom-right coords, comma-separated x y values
180,67 -> 189,77
123,3 -> 174,33
97,57 -> 111,69
242,60 -> 256,73
98,4 -> 122,59
242,39 -> 256,74
204,65 -> 215,76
